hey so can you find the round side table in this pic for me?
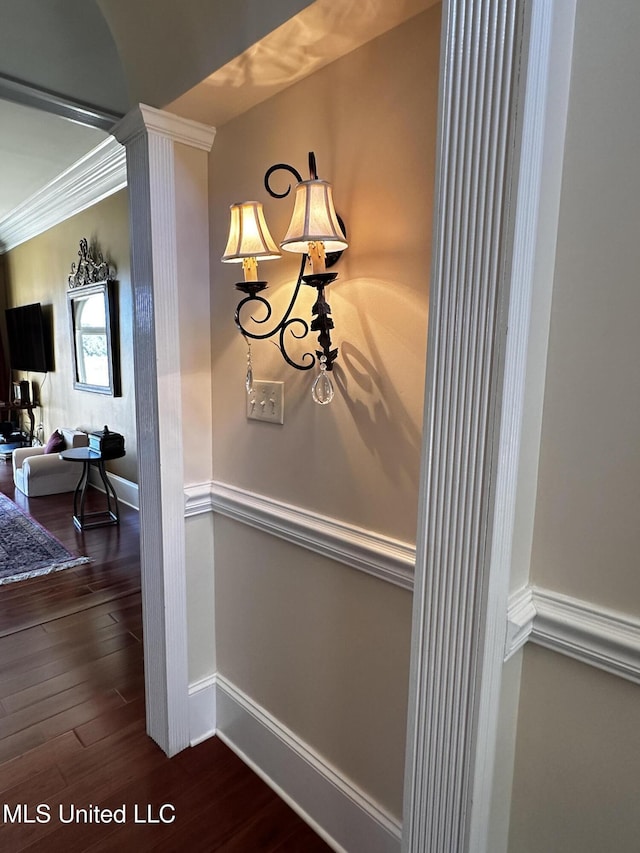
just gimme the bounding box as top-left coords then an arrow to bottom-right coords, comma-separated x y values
60,447 -> 122,531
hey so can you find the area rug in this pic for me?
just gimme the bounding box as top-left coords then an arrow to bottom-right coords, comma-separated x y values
0,492 -> 90,585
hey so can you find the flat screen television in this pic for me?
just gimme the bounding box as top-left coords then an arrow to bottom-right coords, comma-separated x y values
5,303 -> 53,373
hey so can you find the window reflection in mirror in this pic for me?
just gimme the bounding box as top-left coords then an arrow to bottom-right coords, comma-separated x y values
68,281 -> 120,396
74,292 -> 108,386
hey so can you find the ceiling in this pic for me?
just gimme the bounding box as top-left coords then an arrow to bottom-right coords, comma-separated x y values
0,0 -> 436,246
0,101 -> 108,222
0,0 -> 319,239
0,0 -> 127,233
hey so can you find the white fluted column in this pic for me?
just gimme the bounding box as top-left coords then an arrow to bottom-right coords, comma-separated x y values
402,1 -> 566,850
113,105 -> 215,756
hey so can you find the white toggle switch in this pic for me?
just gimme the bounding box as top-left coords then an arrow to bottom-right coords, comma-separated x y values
247,380 -> 284,424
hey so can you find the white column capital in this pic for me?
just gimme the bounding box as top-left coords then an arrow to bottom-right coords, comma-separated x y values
114,103 -> 216,151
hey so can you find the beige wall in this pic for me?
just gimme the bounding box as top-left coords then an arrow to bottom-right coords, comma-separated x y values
215,517 -> 414,813
510,0 -> 640,848
209,7 -> 441,818
186,513 -> 216,683
173,140 -> 217,684
510,647 -> 640,853
527,0 -> 640,610
211,9 -> 438,544
176,142 -> 215,489
2,191 -> 137,483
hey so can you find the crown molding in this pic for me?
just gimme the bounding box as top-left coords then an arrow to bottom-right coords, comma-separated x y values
0,136 -> 126,254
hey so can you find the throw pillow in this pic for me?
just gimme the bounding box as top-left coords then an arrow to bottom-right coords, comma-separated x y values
44,429 -> 65,454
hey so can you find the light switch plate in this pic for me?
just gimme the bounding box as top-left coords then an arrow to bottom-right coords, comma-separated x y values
247,380 -> 284,424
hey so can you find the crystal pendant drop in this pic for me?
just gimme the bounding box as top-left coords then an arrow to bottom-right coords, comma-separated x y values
245,339 -> 254,393
311,355 -> 334,405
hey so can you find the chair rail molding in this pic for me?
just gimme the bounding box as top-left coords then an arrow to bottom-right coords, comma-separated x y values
507,586 -> 640,684
185,480 -> 415,590
186,481 -> 640,694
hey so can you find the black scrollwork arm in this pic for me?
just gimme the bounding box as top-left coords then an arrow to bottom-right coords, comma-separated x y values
279,320 -> 315,370
264,163 -> 303,199
234,255 -> 315,370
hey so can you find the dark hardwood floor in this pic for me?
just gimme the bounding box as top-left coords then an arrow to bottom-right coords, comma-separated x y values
0,459 -> 332,851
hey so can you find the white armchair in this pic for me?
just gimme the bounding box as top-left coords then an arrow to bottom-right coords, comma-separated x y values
13,428 -> 89,497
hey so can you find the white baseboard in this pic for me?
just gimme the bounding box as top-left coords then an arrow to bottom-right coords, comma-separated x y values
188,675 -> 217,746
188,674 -> 402,853
89,469 -> 139,510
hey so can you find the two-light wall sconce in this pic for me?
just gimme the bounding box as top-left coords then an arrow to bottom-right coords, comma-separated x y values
221,152 -> 348,405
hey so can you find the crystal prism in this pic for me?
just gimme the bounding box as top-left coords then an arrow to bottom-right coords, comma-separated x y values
311,370 -> 334,405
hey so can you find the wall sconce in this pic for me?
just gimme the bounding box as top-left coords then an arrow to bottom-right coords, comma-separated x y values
222,152 -> 348,405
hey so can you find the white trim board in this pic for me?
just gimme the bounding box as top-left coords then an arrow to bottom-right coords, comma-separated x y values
507,586 -> 640,685
214,675 -> 401,853
505,585 -> 536,658
188,675 -> 217,746
185,480 -> 415,590
0,136 -> 126,253
88,468 -> 139,511
0,74 -> 121,131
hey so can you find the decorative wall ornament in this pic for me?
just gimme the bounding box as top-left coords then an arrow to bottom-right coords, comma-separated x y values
68,237 -> 115,288
67,238 -> 120,396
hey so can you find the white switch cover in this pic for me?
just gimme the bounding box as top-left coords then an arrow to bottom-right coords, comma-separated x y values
247,380 -> 284,424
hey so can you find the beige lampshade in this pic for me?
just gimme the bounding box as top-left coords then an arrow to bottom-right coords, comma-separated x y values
221,201 -> 281,262
280,179 -> 348,254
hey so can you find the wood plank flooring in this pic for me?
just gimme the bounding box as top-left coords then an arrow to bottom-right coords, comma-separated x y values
0,460 -> 331,851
